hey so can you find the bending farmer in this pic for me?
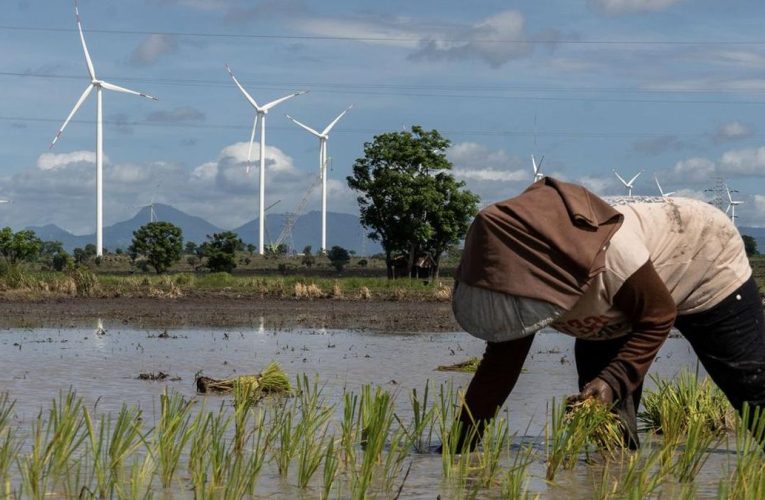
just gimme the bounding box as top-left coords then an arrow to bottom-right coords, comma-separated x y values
453,177 -> 763,448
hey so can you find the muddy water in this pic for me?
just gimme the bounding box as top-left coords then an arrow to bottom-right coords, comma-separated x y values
0,325 -> 730,497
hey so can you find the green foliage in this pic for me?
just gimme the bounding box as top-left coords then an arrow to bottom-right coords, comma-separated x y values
73,244 -> 97,265
742,234 -> 759,256
347,126 -> 479,278
327,246 -> 350,273
38,241 -> 71,271
201,231 -> 242,273
129,222 -> 184,274
0,227 -> 42,265
184,241 -> 198,255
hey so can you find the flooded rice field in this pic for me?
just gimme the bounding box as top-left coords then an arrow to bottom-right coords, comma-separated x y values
0,325 -> 747,498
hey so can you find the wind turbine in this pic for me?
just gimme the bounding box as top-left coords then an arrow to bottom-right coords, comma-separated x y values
49,1 -> 158,257
136,196 -> 157,223
531,154 -> 544,182
725,184 -> 742,226
654,176 -> 675,197
613,169 -> 643,197
225,65 -> 307,255
286,105 -> 353,253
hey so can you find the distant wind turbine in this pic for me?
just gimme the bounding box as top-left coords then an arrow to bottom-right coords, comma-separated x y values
613,169 -> 643,197
225,64 -> 307,255
49,1 -> 158,257
654,176 -> 674,197
286,105 -> 353,253
725,184 -> 742,226
531,154 -> 544,182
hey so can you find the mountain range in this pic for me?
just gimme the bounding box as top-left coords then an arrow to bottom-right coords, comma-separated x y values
27,204 -> 382,255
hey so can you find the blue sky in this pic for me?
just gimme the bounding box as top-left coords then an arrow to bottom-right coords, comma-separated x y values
2,0 -> 765,234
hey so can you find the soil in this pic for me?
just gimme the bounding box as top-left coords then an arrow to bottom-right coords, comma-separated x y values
0,297 -> 459,332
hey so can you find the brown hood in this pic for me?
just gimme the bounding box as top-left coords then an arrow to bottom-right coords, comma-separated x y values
456,177 -> 623,310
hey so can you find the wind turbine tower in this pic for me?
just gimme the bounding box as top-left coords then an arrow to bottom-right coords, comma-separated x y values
531,154 -> 544,182
613,169 -> 643,197
50,1 -> 158,257
286,106 -> 352,253
226,65 -> 307,255
725,184 -> 742,226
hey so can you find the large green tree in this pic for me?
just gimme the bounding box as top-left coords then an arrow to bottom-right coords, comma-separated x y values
347,126 -> 479,279
0,227 -> 42,265
201,231 -> 242,273
129,222 -> 184,274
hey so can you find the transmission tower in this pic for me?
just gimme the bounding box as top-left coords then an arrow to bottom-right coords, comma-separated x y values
704,177 -> 726,212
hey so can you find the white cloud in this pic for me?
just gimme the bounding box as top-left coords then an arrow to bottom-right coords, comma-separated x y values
670,157 -> 716,183
298,10 -> 556,68
37,151 -> 98,171
592,0 -> 685,15
129,34 -> 178,66
713,121 -> 753,144
719,147 -> 765,176
577,176 -> 613,195
455,168 -> 527,182
447,142 -> 529,204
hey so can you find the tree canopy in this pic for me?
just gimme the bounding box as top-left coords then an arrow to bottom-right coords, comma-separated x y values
347,126 -> 479,279
130,222 -> 184,274
201,231 -> 242,273
0,227 -> 42,265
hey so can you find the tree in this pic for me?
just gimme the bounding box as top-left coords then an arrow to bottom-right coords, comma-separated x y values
743,234 -> 759,256
246,243 -> 257,255
184,241 -> 198,255
39,240 -> 70,271
0,227 -> 42,265
301,245 -> 315,268
347,125 -> 479,279
201,231 -> 241,273
129,222 -> 184,274
327,245 -> 350,273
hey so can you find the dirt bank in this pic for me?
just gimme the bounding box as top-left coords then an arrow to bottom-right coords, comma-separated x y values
0,297 -> 460,332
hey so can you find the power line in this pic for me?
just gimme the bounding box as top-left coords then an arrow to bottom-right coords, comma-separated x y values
0,114 -> 751,140
3,72 -> 765,105
3,71 -> 764,95
2,24 -> 765,46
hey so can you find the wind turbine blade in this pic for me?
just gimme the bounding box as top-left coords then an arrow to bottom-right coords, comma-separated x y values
725,186 -> 734,203
654,176 -> 664,195
285,114 -> 321,137
612,170 -> 628,186
531,154 -> 538,172
100,81 -> 158,100
74,0 -> 96,80
321,105 -> 353,136
246,114 -> 258,174
225,65 -> 260,110
726,203 -> 732,215
262,90 -> 308,111
628,171 -> 643,185
50,84 -> 94,148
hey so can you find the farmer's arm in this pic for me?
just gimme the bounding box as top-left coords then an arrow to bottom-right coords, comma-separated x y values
586,260 -> 677,401
457,334 -> 535,444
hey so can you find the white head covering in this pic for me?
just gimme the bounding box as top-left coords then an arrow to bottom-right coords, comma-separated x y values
452,282 -> 563,342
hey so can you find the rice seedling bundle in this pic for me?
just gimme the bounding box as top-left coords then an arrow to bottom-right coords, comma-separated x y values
436,357 -> 481,373
195,361 -> 291,401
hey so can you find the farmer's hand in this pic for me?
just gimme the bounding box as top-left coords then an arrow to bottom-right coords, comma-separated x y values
571,377 -> 614,405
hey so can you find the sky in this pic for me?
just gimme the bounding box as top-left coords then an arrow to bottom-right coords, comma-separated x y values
2,0 -> 765,234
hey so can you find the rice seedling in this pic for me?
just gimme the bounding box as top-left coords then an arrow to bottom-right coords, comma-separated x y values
671,413 -> 721,482
717,403 -> 765,499
435,357 -> 481,373
321,436 -> 339,499
545,397 -> 623,481
340,390 -> 360,468
350,385 -> 396,498
82,403 -> 146,497
0,394 -> 18,484
499,443 -> 535,499
154,388 -> 196,488
393,381 -> 436,453
294,376 -> 335,489
196,361 -> 292,402
639,368 -> 734,436
595,446 -> 665,500
475,416 -> 509,488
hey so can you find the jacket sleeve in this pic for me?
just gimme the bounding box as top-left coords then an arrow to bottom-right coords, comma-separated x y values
459,334 -> 535,433
597,260 -> 677,401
